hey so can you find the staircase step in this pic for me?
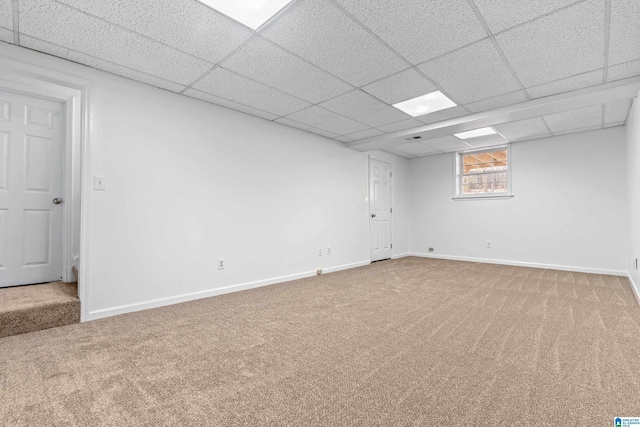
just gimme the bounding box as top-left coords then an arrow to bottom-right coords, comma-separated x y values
0,282 -> 80,338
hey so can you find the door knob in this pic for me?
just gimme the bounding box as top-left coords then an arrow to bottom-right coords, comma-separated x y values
371,214 -> 376,218
53,198 -> 62,205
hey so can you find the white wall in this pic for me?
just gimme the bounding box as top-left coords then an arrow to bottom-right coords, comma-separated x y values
409,127 -> 628,274
627,94 -> 640,297
0,43 -> 410,320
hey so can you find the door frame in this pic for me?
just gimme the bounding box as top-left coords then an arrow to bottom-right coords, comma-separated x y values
368,155 -> 392,262
0,54 -> 92,321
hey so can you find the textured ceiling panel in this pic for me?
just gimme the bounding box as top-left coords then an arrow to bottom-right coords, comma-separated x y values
553,124 -> 602,136
418,39 -> 521,104
274,117 -> 339,138
0,0 -> 12,30
392,142 -> 439,156
192,68 -> 311,117
608,60 -> 640,82
473,0 -> 577,33
20,35 -> 69,57
67,51 -> 186,92
465,90 -> 528,113
262,0 -> 406,86
361,68 -> 437,105
184,89 -> 280,120
422,135 -> 472,152
609,0 -> 640,66
526,69 -> 604,99
376,118 -> 424,133
0,27 -> 12,43
416,106 -> 469,124
495,0 -> 604,87
19,0 -> 212,85
319,90 -> 409,127
604,99 -> 632,124
221,37 -> 352,104
344,128 -> 384,140
334,0 -> 486,65
544,105 -> 603,133
494,117 -> 550,141
284,106 -> 369,135
55,0 -> 252,63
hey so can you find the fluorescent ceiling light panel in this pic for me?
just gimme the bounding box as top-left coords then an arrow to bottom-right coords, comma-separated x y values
197,0 -> 294,30
392,91 -> 457,117
454,127 -> 498,139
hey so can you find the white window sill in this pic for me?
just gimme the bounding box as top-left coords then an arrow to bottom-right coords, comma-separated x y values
452,194 -> 514,201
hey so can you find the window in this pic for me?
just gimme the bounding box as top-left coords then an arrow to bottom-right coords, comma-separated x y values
454,146 -> 512,199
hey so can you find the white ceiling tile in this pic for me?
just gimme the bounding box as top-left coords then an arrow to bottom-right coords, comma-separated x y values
416,106 -> 470,124
334,136 -> 354,143
473,0 -> 577,33
261,0 -> 406,86
608,59 -> 640,82
463,133 -> 508,148
67,51 -> 186,92
319,90 -> 409,127
274,117 -> 339,139
284,106 -> 369,135
393,142 -> 439,156
20,35 -> 69,58
494,117 -> 550,141
19,0 -> 212,85
495,0 -> 604,87
422,135 -> 472,152
0,0 -> 12,30
465,90 -> 528,113
418,39 -> 521,104
377,118 -> 424,133
55,0 -> 252,63
335,0 -> 486,65
544,105 -> 603,133
361,68 -> 438,105
183,89 -> 279,121
381,147 -> 412,158
191,67 -> 311,117
345,128 -> 384,140
221,37 -> 352,104
604,99 -> 632,124
609,0 -> 640,66
552,124 -> 602,136
526,70 -> 604,99
0,27 -> 12,43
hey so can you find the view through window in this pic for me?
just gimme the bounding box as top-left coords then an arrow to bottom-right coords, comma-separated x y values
457,148 -> 509,196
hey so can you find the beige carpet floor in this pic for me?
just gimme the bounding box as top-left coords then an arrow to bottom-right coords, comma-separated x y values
1,257 -> 639,426
0,282 -> 80,338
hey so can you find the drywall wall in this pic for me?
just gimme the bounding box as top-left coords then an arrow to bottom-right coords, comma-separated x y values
0,43 -> 410,320
627,94 -> 640,297
409,127 -> 628,274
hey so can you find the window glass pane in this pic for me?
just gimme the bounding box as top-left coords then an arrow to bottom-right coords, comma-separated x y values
458,149 -> 509,196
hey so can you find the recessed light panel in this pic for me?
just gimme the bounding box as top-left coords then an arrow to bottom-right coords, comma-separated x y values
454,127 -> 497,139
197,0 -> 294,30
392,91 -> 457,117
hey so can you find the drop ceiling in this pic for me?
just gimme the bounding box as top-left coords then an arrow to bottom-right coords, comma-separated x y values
0,0 -> 638,158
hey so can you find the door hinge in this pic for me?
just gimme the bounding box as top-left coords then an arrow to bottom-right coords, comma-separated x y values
391,243 -> 393,249
390,208 -> 392,213
390,172 -> 392,178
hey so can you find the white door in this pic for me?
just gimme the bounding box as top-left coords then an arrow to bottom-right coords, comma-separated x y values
369,158 -> 391,262
0,90 -> 64,287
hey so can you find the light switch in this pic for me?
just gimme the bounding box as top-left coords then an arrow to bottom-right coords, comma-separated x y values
94,176 -> 106,191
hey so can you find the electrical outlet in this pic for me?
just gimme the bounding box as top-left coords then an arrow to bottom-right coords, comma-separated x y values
327,247 -> 331,255
318,248 -> 322,256
94,176 -> 106,191
428,247 -> 434,252
317,269 -> 322,275
486,241 -> 492,249
217,258 -> 225,270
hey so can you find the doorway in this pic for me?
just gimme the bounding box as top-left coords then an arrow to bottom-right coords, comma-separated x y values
369,157 -> 392,262
0,90 -> 65,287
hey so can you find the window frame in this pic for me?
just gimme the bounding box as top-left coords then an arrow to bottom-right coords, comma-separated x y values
452,145 -> 514,200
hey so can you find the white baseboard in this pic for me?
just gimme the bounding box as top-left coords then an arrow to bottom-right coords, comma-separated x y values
392,252 -> 411,259
87,260 -> 370,321
408,252 -> 628,277
628,274 -> 640,306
